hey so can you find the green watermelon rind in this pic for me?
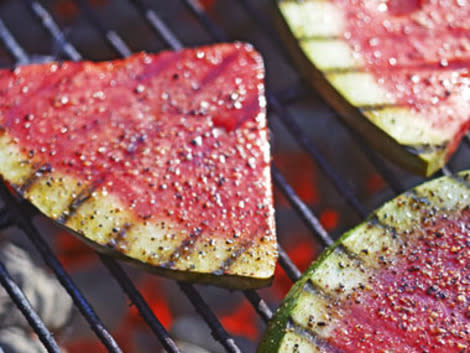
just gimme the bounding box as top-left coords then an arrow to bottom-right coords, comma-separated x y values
272,0 -> 453,176
258,169 -> 470,352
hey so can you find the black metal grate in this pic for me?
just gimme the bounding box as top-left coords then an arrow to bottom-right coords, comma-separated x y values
0,1 -> 467,352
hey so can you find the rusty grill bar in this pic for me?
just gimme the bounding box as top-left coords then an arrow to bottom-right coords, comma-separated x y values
0,1 -> 464,352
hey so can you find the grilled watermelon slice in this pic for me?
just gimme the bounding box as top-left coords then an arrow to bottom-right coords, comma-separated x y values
274,0 -> 470,176
0,43 -> 277,289
258,170 -> 470,352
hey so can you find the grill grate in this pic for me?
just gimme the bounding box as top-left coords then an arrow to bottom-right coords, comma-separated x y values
0,261 -> 61,353
0,1 -> 467,352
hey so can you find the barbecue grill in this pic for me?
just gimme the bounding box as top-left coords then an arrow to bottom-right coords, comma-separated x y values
0,1 -> 468,352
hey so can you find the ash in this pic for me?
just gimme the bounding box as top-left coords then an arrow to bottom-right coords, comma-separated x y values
0,241 -> 73,353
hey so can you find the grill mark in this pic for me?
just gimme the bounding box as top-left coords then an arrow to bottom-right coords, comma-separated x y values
5,65 -> 82,127
19,163 -> 52,194
135,52 -> 178,82
161,228 -> 203,268
403,142 -> 447,155
369,192 -> 436,239
56,179 -> 103,224
328,57 -> 470,74
335,244 -> 368,269
407,190 -> 433,206
286,318 -> 346,353
352,217 -> 409,266
197,51 -> 239,89
450,173 -> 470,191
298,34 -> 341,42
303,278 -> 333,301
408,189 -> 457,217
280,0 -> 325,3
371,209 -> 414,238
357,103 -> 403,112
322,66 -> 364,75
214,238 -> 254,275
106,222 -> 133,253
368,215 -> 399,239
414,176 -> 470,214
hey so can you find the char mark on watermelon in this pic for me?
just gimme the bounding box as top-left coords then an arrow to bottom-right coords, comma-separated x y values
259,170 -> 470,352
274,0 -> 470,176
0,43 -> 277,289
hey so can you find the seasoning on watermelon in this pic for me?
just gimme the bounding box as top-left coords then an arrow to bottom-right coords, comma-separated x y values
258,170 -> 470,352
0,43 -> 277,289
275,0 -> 470,176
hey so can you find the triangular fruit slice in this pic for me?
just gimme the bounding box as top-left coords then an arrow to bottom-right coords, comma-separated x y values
259,170 -> 470,352
0,43 -> 277,289
274,0 -> 470,176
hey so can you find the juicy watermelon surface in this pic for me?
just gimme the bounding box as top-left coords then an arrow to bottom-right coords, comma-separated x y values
276,0 -> 470,175
0,43 -> 270,239
334,0 -> 470,153
258,172 -> 470,352
327,210 -> 470,352
0,43 -> 277,288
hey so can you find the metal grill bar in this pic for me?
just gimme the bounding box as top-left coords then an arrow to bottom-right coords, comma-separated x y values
349,133 -> 406,194
272,166 -> 333,247
27,0 -> 82,61
130,0 -> 183,51
0,19 -> 28,65
442,165 -> 452,176
76,0 -> 132,57
0,208 -> 13,229
0,181 -> 123,353
278,246 -> 302,281
243,290 -> 272,323
268,98 -> 369,219
179,282 -> 241,353
99,255 -> 181,353
0,260 -> 61,353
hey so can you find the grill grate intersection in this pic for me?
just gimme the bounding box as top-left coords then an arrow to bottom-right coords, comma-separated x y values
0,1 -> 466,352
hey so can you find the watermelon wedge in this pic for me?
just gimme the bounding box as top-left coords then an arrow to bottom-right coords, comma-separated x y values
274,0 -> 470,176
0,43 -> 277,289
258,170 -> 470,352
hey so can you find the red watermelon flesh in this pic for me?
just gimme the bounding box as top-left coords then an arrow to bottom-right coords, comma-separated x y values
328,210 -> 470,352
0,43 -> 277,288
335,0 -> 470,154
275,0 -> 470,175
258,173 -> 470,352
